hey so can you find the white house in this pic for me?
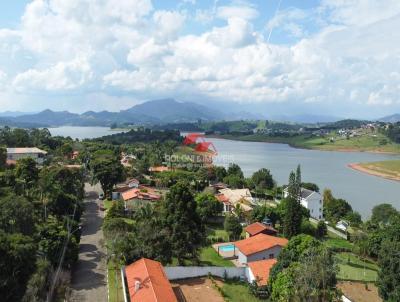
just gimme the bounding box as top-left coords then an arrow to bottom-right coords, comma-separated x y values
6,147 -> 47,165
234,234 -> 288,265
283,187 -> 323,220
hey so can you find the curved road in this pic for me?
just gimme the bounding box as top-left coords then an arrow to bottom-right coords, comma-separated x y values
69,186 -> 107,302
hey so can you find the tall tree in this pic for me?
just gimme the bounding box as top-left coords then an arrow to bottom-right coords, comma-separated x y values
224,214 -> 242,241
90,150 -> 125,198
195,193 -> 223,223
15,157 -> 39,194
371,203 -> 398,225
251,168 -> 274,190
0,146 -> 6,171
163,182 -> 204,265
282,197 -> 303,239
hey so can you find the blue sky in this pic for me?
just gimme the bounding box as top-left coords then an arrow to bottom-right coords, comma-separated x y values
0,0 -> 400,118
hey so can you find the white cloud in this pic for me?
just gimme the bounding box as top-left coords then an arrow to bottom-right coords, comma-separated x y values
13,56 -> 93,91
217,5 -> 259,20
0,0 -> 399,115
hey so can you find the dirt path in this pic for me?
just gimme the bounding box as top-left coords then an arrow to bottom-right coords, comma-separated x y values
68,184 -> 107,302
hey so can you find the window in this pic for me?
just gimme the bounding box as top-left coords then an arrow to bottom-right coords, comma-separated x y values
269,253 -> 274,259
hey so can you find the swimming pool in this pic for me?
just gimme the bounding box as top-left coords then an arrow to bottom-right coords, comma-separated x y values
219,244 -> 235,252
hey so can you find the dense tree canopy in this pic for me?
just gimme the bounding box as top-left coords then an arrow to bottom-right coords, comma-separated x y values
163,182 -> 204,265
251,168 -> 274,190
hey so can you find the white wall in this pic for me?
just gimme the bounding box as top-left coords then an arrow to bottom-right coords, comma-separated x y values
303,192 -> 323,220
247,246 -> 283,263
164,266 -> 247,281
237,246 -> 283,265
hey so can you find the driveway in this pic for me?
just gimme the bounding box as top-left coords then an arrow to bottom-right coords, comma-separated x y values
68,184 -> 107,302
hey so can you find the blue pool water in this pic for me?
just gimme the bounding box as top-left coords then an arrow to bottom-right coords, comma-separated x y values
219,244 -> 235,252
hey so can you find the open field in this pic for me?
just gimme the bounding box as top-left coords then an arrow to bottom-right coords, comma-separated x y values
335,252 -> 379,282
210,132 -> 400,154
169,246 -> 235,267
338,281 -> 382,302
349,160 -> 400,182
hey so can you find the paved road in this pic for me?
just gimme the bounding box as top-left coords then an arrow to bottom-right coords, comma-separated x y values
309,218 -> 347,239
69,186 -> 107,302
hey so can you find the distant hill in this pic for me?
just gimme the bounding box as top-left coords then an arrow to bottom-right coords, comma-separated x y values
269,114 -> 342,124
0,111 -> 38,117
2,99 -> 224,127
379,114 -> 400,123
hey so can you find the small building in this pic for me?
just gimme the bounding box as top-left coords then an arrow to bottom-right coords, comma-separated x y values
283,187 -> 323,220
245,222 -> 278,238
124,258 -> 177,302
234,234 -> 288,265
6,147 -> 47,165
247,259 -> 277,286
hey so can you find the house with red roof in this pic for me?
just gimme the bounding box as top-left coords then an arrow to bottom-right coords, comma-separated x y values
245,222 -> 278,238
124,258 -> 177,302
234,234 -> 288,265
247,259 -> 277,286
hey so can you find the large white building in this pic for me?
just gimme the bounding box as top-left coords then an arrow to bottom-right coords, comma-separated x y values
283,187 -> 323,220
6,147 -> 47,165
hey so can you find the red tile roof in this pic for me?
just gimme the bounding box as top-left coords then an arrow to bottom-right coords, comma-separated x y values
245,222 -> 277,236
245,222 -> 268,236
122,188 -> 161,201
234,234 -> 288,256
248,259 -> 277,286
125,258 -> 177,302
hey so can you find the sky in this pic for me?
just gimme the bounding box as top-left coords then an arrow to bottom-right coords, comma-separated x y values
0,0 -> 399,119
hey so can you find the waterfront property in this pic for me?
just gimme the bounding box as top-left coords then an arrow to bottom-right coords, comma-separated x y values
283,187 -> 324,220
6,147 -> 47,165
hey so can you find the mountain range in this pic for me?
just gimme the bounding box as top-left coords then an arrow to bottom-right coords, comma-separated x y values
0,99 -> 229,127
379,114 -> 400,123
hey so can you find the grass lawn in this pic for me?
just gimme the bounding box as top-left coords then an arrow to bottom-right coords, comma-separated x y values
324,237 -> 353,251
206,223 -> 230,242
199,247 -> 235,267
212,131 -> 400,154
357,160 -> 400,181
220,280 -> 263,302
107,261 -> 125,302
168,246 -> 235,267
335,252 -> 379,282
103,199 -> 114,210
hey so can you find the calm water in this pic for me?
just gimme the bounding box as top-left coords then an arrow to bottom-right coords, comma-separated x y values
209,137 -> 400,218
49,127 -> 400,218
48,126 -> 126,140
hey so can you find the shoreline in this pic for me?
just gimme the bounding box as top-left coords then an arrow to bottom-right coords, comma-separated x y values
348,163 -> 400,182
206,134 -> 400,155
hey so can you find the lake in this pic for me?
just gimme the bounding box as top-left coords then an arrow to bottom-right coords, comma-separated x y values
48,126 -> 126,140
209,137 -> 400,218
49,127 -> 400,218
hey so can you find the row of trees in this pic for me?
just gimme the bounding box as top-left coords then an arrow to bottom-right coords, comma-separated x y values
0,157 -> 84,301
